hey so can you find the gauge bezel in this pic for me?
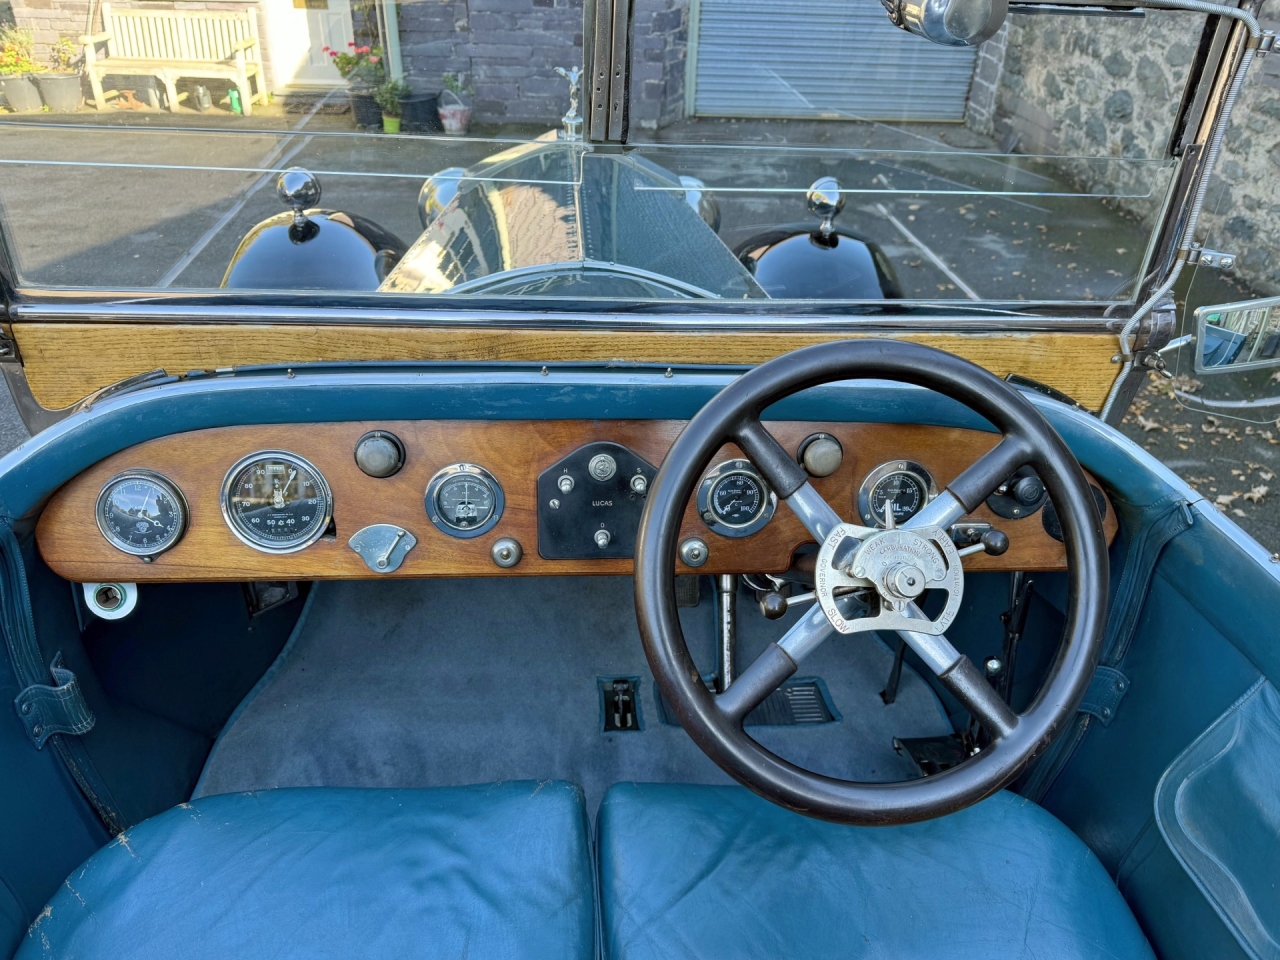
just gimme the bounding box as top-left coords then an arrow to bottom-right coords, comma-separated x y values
696,458 -> 777,538
221,450 -> 334,554
95,469 -> 189,558
856,459 -> 938,528
424,463 -> 505,539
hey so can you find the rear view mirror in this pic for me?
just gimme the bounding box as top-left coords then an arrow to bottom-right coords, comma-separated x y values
882,0 -> 1007,46
1194,296 -> 1280,375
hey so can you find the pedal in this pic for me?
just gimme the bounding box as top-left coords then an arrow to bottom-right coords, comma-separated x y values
893,733 -> 976,775
600,677 -> 642,732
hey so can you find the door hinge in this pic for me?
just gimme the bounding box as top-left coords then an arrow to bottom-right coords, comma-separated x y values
13,652 -> 96,749
1181,244 -> 1237,269
0,325 -> 21,363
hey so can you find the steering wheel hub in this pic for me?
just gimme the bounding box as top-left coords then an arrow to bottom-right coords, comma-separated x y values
815,523 -> 963,635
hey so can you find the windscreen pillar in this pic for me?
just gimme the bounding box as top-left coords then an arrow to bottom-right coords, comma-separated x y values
583,0 -> 632,142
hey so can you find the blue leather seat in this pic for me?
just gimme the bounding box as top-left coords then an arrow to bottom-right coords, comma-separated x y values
598,783 -> 1155,960
19,782 -> 596,960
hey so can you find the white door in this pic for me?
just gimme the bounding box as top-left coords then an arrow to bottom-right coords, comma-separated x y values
263,0 -> 355,91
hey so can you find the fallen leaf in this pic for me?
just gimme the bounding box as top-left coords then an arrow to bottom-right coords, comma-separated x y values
1136,415 -> 1164,432
1262,470 -> 1275,481
1233,508 -> 1246,517
1244,485 -> 1269,503
1215,493 -> 1238,506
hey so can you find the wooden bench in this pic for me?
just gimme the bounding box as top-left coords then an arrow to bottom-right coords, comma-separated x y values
80,3 -> 265,116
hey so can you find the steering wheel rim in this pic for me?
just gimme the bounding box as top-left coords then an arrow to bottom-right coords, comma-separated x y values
634,339 -> 1109,826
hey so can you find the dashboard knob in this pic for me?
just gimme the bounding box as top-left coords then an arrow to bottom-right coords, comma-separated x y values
630,473 -> 648,495
1013,475 -> 1045,505
981,530 -> 1010,556
588,454 -> 617,482
594,529 -> 612,549
491,537 -> 523,568
759,591 -> 788,620
798,433 -> 844,478
557,474 -> 575,494
354,431 -> 405,478
679,537 -> 708,567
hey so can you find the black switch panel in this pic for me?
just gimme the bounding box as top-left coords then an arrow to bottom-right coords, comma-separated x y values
537,441 -> 657,559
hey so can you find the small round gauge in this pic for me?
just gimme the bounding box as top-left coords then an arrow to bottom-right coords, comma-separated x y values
857,460 -> 937,528
697,459 -> 777,538
222,451 -> 333,554
95,471 -> 188,558
425,463 -> 504,539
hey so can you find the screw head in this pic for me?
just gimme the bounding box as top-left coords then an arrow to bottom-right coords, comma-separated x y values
549,498 -> 560,510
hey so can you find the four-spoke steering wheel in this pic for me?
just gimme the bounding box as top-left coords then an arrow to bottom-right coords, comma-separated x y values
634,340 -> 1109,825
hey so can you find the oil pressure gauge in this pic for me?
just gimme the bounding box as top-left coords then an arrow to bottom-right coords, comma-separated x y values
697,459 -> 777,538
96,471 -> 188,558
857,460 -> 937,528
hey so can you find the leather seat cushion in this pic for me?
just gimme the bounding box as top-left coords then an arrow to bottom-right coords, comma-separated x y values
598,783 -> 1155,960
19,782 -> 596,960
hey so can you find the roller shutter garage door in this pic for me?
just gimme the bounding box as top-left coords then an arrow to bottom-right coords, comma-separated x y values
691,0 -> 979,121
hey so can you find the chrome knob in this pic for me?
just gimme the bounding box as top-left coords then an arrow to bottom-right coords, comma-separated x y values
594,529 -> 612,549
558,475 -> 575,494
588,454 -> 617,482
630,474 -> 648,495
679,537 -> 708,567
277,167 -> 321,225
806,177 -> 845,238
491,537 -> 523,568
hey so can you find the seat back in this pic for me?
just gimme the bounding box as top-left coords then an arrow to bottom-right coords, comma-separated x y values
101,2 -> 260,64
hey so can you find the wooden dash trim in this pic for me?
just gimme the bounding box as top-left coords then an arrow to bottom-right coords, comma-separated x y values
13,323 -> 1121,410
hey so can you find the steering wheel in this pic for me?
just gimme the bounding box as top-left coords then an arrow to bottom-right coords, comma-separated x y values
634,340 -> 1109,825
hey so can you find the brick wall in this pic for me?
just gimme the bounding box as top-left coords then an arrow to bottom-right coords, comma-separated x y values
397,0 -> 686,128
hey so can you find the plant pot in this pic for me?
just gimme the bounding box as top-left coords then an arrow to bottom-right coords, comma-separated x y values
35,72 -> 83,113
400,92 -> 441,133
347,86 -> 381,128
0,76 -> 43,113
382,114 -> 400,134
438,100 -> 471,135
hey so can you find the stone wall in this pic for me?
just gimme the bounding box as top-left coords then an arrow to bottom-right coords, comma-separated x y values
628,0 -> 687,130
976,9 -> 1280,295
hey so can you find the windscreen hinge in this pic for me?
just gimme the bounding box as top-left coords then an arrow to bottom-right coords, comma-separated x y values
0,326 -> 21,364
1248,30 -> 1275,54
1180,243 -> 1237,269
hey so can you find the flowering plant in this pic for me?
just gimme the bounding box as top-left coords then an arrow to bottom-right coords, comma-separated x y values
323,42 -> 384,85
48,37 -> 79,73
0,25 -> 41,77
374,79 -> 409,117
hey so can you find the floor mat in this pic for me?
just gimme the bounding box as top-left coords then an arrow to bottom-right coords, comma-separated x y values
195,577 -> 952,812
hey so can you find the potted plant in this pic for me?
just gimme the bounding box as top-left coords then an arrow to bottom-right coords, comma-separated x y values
438,72 -> 472,135
0,25 -> 44,114
374,79 -> 408,134
324,42 -> 384,129
35,36 -> 82,113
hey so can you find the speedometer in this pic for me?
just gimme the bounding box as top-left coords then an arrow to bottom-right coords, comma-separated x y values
222,451 -> 333,553
96,471 -> 188,558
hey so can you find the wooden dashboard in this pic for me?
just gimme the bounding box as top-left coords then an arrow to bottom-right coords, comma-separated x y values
36,420 -> 1117,582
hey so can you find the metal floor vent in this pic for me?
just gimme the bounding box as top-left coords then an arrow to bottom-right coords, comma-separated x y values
656,677 -> 840,727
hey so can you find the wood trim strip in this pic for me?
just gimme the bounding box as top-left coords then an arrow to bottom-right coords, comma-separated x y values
13,323 -> 1121,411
37,419 -> 1118,583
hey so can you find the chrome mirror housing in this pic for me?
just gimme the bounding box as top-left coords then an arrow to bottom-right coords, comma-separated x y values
882,0 -> 1006,46
1194,297 -> 1280,374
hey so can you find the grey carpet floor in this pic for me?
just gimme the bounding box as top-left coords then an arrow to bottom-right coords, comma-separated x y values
195,576 -> 952,812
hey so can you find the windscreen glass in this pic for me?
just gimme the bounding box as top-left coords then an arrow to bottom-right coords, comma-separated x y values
0,5 -> 1209,307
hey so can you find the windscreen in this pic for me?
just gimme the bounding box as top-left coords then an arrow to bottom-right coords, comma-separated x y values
0,4 -> 1211,307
